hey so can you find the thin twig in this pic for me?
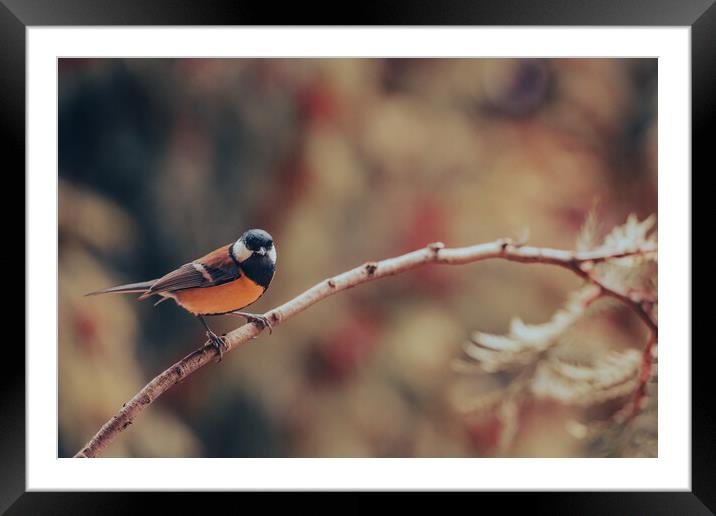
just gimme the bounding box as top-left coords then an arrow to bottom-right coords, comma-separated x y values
74,238 -> 656,458
631,333 -> 658,418
565,264 -> 658,336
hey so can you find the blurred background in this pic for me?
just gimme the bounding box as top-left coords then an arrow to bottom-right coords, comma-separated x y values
58,58 -> 657,458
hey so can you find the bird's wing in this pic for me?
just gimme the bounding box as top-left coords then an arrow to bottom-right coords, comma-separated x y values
142,244 -> 241,297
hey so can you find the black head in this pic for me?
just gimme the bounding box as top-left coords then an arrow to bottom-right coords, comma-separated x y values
241,229 -> 274,253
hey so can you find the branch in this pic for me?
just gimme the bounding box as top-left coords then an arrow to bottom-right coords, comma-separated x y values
74,238 -> 656,458
631,332 -> 658,418
565,264 -> 658,336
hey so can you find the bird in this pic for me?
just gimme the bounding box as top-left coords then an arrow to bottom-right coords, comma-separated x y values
86,229 -> 277,358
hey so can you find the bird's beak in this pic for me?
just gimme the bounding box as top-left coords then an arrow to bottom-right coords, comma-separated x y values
257,247 -> 267,256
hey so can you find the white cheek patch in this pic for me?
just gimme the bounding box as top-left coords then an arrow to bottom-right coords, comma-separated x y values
268,245 -> 277,265
232,240 -> 252,262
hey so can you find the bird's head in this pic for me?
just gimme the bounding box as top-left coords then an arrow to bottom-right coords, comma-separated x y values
233,229 -> 276,264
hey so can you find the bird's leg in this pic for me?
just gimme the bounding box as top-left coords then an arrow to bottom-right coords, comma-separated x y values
230,311 -> 273,334
198,315 -> 228,361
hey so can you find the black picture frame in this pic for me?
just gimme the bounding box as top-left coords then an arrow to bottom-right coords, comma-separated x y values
4,0 -> 708,513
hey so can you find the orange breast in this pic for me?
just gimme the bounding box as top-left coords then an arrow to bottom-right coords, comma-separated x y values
173,275 -> 266,315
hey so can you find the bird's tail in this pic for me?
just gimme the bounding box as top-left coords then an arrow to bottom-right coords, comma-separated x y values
85,280 -> 157,297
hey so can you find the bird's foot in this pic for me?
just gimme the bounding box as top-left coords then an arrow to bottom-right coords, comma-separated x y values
231,311 -> 273,334
206,330 -> 229,361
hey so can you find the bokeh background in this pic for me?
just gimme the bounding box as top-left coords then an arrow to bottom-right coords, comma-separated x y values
58,58 -> 657,458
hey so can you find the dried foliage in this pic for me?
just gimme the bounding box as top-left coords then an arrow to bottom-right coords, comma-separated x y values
456,213 -> 658,457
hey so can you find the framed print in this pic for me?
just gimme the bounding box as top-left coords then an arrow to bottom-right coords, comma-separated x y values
4,0 -> 709,513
